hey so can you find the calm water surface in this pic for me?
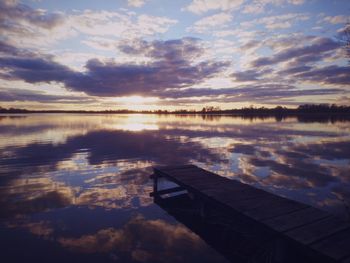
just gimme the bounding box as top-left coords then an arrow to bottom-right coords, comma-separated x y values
0,114 -> 349,262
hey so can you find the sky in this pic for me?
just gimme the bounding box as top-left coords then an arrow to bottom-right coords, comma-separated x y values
0,0 -> 349,110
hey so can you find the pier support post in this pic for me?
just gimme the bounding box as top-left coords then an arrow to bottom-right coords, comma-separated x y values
153,173 -> 158,196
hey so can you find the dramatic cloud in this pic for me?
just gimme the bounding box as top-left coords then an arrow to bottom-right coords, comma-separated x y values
0,1 -> 177,47
251,37 -> 340,67
0,88 -> 95,104
0,39 -> 230,97
0,45 -> 74,83
0,40 -> 30,56
293,65 -> 350,85
231,68 -> 272,82
0,33 -> 347,105
0,0 -> 348,107
157,84 -> 343,102
0,0 -> 63,29
233,35 -> 349,93
0,0 -> 67,46
277,65 -> 312,75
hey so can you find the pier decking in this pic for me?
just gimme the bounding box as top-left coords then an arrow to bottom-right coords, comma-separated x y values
151,165 -> 350,263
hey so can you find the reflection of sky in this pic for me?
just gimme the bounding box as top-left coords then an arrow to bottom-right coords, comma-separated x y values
0,114 -> 350,262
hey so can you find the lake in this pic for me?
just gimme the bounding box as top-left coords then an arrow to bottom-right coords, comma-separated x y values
0,113 -> 349,262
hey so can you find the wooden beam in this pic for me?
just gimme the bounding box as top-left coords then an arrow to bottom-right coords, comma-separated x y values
150,186 -> 186,197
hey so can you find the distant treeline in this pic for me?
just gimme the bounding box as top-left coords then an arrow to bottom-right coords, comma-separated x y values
1,104 -> 350,115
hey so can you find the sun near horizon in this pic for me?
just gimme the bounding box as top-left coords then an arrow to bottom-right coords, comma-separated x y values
0,0 -> 349,110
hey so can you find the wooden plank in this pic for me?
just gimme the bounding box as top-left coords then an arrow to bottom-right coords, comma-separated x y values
184,179 -> 246,192
154,170 -> 212,184
154,164 -> 196,172
311,227 -> 350,261
150,186 -> 185,197
217,192 -> 286,212
164,170 -> 221,182
229,193 -> 300,212
163,166 -> 223,178
153,176 -> 195,193
163,167 -> 263,194
160,167 -> 279,199
154,168 -> 210,186
153,165 -> 197,177
202,186 -> 269,202
173,174 -> 224,185
156,167 -> 233,193
178,178 -> 270,204
243,199 -> 308,221
263,207 -> 330,232
180,182 -> 222,193
286,216 -> 350,245
154,166 -> 201,177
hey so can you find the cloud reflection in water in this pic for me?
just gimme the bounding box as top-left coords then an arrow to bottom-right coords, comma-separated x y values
0,114 -> 349,262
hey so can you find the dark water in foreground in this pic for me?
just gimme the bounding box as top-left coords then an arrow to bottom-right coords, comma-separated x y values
0,114 -> 349,262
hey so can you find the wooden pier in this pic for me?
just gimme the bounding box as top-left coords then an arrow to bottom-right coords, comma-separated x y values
151,165 -> 350,263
